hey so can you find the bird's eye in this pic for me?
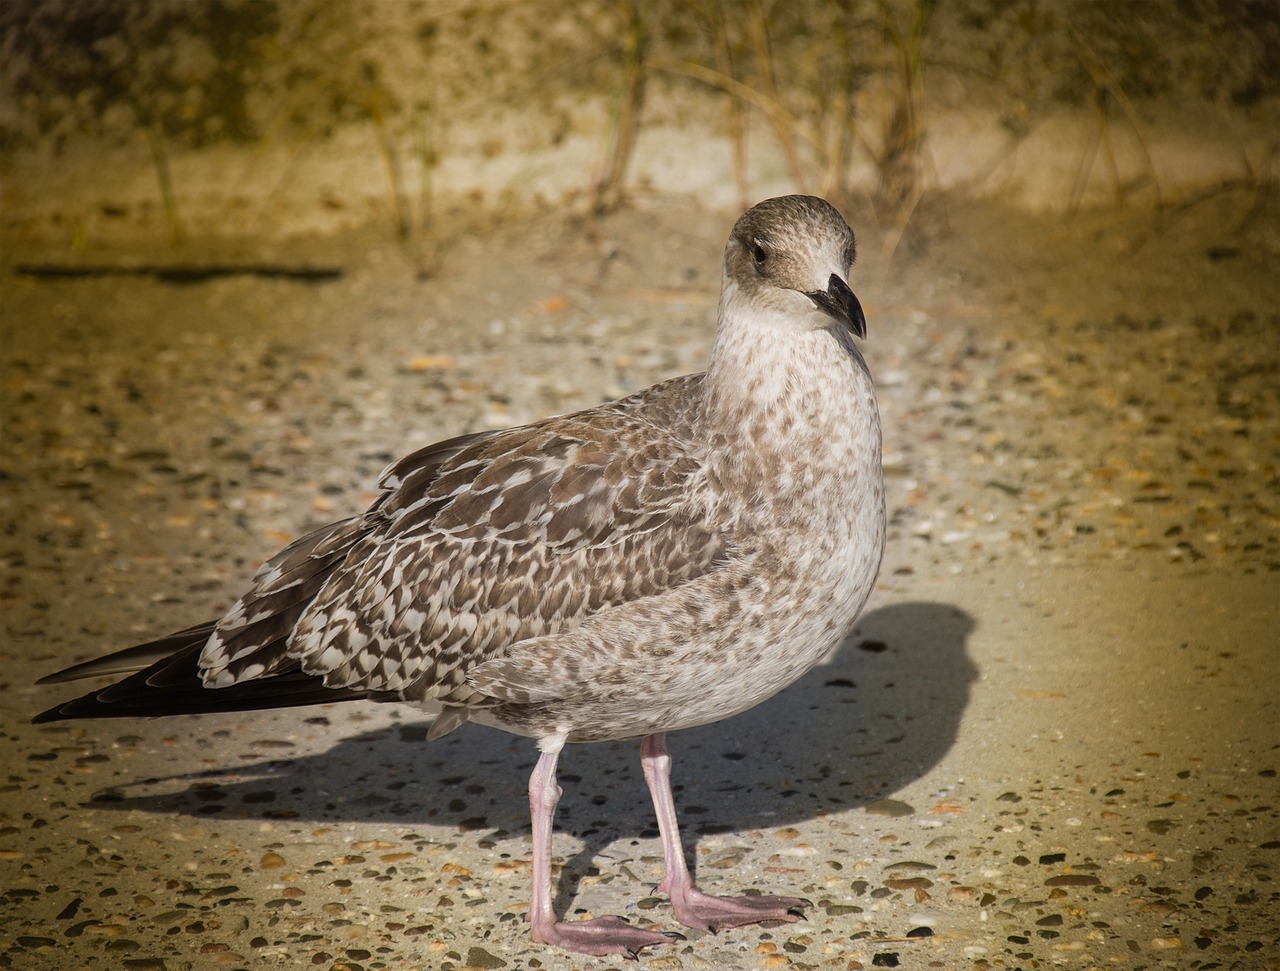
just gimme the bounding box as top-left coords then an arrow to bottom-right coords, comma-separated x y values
752,241 -> 768,268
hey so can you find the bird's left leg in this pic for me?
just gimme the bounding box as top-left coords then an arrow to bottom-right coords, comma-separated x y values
526,740 -> 678,956
640,732 -> 808,932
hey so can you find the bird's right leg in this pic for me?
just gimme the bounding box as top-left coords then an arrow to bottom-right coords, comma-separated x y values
641,732 -> 808,931
526,743 -> 678,957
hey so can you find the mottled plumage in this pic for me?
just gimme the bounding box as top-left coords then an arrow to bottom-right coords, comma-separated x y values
202,386 -> 724,730
35,195 -> 886,957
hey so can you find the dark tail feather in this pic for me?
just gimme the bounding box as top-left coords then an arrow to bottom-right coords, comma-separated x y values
35,623 -> 217,685
32,624 -> 368,724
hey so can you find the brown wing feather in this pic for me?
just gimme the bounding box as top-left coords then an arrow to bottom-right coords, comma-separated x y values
198,428 -> 500,686
198,375 -> 724,712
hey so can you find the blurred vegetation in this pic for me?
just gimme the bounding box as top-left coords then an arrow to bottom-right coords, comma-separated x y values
2,1 -> 276,150
2,0 -> 1276,234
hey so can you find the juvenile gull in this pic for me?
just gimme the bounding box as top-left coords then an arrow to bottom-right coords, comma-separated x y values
35,195 -> 886,957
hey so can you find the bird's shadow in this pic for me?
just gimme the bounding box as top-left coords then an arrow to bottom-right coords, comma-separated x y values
85,601 -> 976,915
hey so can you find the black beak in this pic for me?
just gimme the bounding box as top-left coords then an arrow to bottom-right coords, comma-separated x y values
807,273 -> 867,339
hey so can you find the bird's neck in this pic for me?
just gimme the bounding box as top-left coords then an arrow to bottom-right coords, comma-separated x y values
705,310 -> 873,434
701,311 -> 881,509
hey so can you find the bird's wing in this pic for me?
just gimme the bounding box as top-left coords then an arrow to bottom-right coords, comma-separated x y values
199,374 -> 728,707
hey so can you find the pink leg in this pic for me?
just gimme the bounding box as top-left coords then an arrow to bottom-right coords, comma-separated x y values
640,733 -> 808,932
527,744 -> 678,957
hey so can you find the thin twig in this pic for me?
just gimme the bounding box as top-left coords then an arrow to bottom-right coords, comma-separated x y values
590,0 -> 648,216
651,58 -> 825,162
744,0 -> 808,191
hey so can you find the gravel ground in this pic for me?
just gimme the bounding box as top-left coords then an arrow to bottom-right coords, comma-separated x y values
2,189 -> 1277,971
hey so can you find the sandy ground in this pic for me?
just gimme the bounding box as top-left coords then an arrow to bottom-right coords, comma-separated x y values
1,186 -> 1278,971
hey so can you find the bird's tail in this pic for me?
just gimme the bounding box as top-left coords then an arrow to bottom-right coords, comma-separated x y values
32,623 -> 368,724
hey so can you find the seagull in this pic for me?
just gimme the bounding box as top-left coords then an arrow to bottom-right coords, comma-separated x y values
34,195 -> 885,957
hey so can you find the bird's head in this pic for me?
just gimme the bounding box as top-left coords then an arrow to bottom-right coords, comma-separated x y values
721,195 -> 866,340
